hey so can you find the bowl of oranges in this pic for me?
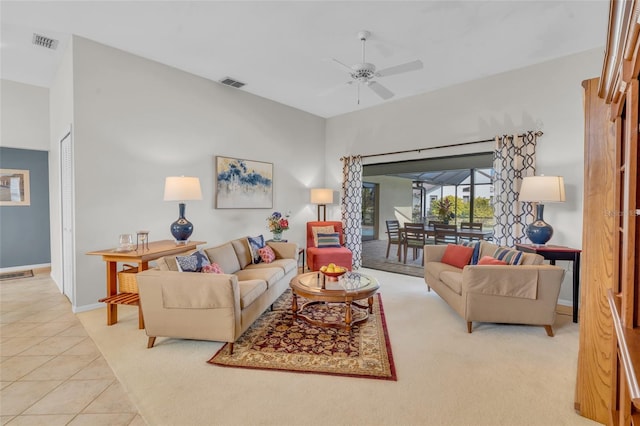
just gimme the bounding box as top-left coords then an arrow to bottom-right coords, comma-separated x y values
319,263 -> 347,279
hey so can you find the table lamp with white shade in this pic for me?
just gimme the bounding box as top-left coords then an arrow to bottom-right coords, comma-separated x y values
519,175 -> 566,245
164,176 -> 202,245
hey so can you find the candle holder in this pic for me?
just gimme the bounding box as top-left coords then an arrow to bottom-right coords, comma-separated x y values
136,231 -> 150,251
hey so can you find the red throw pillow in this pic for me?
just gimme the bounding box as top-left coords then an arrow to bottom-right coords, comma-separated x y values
257,246 -> 276,264
441,244 -> 474,269
477,256 -> 508,266
201,263 -> 224,274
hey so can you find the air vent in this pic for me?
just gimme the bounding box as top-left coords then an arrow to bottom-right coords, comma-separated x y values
32,33 -> 58,50
219,77 -> 245,89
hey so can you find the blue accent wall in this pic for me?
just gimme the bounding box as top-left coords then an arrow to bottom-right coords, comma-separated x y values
0,147 -> 51,268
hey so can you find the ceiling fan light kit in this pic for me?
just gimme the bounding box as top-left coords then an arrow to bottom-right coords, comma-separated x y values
330,30 -> 423,105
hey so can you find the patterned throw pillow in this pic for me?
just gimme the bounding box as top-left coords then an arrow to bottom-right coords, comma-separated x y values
316,232 -> 342,248
176,250 -> 211,272
312,226 -> 335,247
459,241 -> 481,265
493,247 -> 524,265
201,263 -> 224,274
247,235 -> 265,264
441,244 -> 474,269
257,246 -> 276,263
477,256 -> 508,266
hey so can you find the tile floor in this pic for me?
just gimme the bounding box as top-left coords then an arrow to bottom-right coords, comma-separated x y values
0,270 -> 145,425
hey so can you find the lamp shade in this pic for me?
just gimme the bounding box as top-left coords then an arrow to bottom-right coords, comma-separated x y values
310,188 -> 334,204
519,176 -> 566,203
163,176 -> 203,201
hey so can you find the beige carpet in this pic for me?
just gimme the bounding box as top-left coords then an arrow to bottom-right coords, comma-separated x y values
77,268 -> 598,426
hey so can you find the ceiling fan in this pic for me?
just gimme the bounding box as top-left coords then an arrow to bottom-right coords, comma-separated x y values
329,30 -> 423,104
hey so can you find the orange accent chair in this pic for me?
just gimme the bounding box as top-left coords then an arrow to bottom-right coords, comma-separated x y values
306,221 -> 353,272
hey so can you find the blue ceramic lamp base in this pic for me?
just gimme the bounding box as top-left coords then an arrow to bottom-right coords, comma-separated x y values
526,204 -> 553,245
170,203 -> 194,245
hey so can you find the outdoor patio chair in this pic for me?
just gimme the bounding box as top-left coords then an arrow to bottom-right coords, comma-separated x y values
385,220 -> 403,261
403,222 -> 426,265
433,223 -> 458,245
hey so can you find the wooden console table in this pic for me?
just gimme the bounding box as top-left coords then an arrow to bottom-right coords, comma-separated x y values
515,243 -> 581,323
87,240 -> 205,328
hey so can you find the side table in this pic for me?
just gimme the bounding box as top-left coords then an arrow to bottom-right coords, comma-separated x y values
515,243 -> 582,323
87,240 -> 206,328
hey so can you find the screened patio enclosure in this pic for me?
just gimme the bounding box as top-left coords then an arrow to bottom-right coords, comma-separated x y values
361,152 -> 494,241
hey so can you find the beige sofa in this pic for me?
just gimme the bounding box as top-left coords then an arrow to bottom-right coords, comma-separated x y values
424,241 -> 565,336
136,238 -> 299,353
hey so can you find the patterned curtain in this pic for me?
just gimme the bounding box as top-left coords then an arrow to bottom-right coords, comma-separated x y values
341,155 -> 363,269
492,131 -> 538,247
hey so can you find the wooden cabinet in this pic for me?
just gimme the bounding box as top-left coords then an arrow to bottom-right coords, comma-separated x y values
575,1 -> 640,425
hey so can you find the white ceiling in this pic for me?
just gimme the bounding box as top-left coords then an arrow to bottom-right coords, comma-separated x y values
0,1 -> 609,118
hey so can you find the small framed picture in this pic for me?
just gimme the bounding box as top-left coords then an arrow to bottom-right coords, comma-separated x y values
0,169 -> 30,206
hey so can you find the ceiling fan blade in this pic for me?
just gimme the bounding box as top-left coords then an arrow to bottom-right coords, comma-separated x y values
376,59 -> 423,77
331,58 -> 354,73
368,81 -> 394,100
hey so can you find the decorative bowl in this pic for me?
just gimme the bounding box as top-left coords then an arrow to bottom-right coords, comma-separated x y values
321,268 -> 347,278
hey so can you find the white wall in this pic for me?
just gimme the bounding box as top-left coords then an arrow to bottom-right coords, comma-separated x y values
49,39 -> 75,294
0,80 -> 49,150
326,47 -> 604,305
61,37 -> 326,309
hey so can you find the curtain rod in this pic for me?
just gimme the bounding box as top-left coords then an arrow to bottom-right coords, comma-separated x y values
356,131 -> 543,160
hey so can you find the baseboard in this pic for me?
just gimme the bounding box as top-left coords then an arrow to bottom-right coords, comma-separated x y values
73,302 -> 103,314
0,263 -> 51,274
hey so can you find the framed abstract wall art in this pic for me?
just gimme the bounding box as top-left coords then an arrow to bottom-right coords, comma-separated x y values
0,169 -> 30,206
215,156 -> 273,209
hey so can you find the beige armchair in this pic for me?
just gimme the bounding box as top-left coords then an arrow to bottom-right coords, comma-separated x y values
424,242 -> 565,336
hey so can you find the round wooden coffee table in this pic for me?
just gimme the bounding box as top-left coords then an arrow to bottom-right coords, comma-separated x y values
289,271 -> 379,331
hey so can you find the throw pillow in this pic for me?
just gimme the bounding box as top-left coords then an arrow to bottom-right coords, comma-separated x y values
312,225 -> 335,247
441,244 -> 474,269
459,240 -> 481,265
478,256 -> 508,266
493,247 -> 524,265
247,235 -> 266,264
316,232 -> 341,248
257,246 -> 276,263
176,250 -> 211,272
201,263 -> 224,274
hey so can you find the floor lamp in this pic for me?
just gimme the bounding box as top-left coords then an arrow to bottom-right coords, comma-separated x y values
310,188 -> 333,221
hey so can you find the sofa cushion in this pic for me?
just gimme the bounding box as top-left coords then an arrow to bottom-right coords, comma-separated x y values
247,235 -> 266,264
231,238 -> 252,269
258,245 -> 276,263
478,256 -> 507,266
316,232 -> 341,248
439,270 -> 463,295
245,258 -> 297,275
176,250 -> 210,272
441,244 -> 474,269
204,243 -> 241,274
238,280 -> 268,309
494,247 -> 524,265
459,241 -> 481,265
235,267 -> 284,288
425,261 -> 462,278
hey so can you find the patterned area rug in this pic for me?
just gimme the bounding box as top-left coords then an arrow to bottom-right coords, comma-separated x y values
208,290 -> 396,381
